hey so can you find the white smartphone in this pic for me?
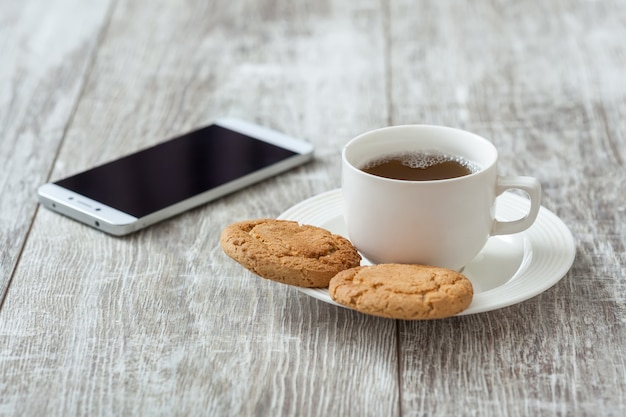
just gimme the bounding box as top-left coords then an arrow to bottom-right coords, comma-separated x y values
38,118 -> 314,235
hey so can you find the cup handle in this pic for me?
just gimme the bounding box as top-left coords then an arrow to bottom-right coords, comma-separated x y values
491,176 -> 542,236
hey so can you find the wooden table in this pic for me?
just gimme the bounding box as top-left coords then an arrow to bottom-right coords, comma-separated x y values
2,0 -> 625,415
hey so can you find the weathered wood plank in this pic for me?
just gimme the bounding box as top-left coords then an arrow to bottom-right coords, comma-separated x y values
2,0 -> 625,415
0,0 -> 113,301
0,0 -> 398,416
389,0 -> 626,415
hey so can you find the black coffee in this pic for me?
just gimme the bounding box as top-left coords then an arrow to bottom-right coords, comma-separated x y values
361,152 -> 479,181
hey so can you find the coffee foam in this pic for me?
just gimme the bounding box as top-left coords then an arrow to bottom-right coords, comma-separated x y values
363,151 -> 480,172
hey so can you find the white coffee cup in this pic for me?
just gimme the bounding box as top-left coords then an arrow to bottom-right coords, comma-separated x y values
342,125 -> 541,271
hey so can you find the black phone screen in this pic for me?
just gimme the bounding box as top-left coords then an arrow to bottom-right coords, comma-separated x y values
55,125 -> 298,217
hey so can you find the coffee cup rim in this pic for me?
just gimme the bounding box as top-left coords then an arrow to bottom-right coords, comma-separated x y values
342,124 -> 497,183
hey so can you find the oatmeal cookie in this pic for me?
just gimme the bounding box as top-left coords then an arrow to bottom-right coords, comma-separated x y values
220,219 -> 361,288
329,264 -> 473,319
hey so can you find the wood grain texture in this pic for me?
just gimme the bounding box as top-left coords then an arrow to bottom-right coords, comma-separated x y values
389,0 -> 626,415
1,1 -> 397,416
0,0 -> 625,416
0,0 -> 113,301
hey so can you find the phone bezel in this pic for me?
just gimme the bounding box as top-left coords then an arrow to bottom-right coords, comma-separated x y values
37,118 -> 314,235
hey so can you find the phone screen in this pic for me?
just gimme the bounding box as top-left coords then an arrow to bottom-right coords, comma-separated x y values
55,125 -> 297,217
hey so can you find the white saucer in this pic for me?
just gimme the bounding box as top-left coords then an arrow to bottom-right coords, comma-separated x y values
278,189 -> 576,315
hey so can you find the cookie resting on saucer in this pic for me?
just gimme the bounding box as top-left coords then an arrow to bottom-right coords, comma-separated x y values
220,219 -> 362,288
329,264 -> 473,319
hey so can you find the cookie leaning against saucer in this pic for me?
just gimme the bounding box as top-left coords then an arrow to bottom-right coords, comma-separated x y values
220,219 -> 361,288
329,264 -> 473,319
